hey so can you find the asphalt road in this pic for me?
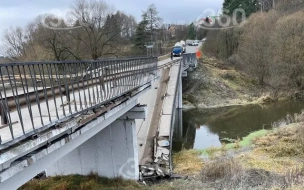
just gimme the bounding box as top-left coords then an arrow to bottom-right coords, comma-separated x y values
185,42 -> 202,53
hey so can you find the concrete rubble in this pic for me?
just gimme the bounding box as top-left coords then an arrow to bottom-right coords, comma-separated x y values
140,137 -> 171,178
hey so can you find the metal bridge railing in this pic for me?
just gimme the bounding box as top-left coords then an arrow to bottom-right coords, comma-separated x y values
182,53 -> 197,69
0,57 -> 158,145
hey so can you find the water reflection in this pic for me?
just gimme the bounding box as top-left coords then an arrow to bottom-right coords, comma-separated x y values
173,100 -> 304,151
194,125 -> 222,149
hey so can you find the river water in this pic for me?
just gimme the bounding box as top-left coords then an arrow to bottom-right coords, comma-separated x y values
173,100 -> 304,151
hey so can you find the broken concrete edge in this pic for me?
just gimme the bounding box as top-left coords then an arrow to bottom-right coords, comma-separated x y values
139,136 -> 171,179
139,62 -> 182,180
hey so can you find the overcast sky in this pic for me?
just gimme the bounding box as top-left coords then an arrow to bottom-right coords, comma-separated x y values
0,0 -> 223,33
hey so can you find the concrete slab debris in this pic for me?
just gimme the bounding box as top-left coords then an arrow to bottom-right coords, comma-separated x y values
157,140 -> 169,147
157,147 -> 170,155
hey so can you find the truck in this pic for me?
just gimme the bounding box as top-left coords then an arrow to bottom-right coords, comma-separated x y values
186,39 -> 193,46
180,41 -> 186,53
180,40 -> 186,47
175,42 -> 182,47
175,41 -> 186,53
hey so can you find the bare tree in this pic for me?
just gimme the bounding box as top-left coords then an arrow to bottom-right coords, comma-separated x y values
259,0 -> 277,12
120,13 -> 137,41
271,10 -> 304,89
2,27 -> 28,61
68,0 -> 121,59
275,0 -> 304,14
238,12 -> 278,85
31,16 -> 74,61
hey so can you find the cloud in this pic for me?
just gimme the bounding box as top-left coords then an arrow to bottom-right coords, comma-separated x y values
111,0 -> 224,24
0,0 -> 224,32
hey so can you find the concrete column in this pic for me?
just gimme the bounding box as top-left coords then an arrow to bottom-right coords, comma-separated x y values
46,119 -> 139,180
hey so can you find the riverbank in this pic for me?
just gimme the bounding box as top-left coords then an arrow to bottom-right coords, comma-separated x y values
182,56 -> 296,109
172,113 -> 304,189
20,120 -> 304,190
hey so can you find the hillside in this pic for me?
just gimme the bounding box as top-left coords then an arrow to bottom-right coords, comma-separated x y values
182,56 -> 274,109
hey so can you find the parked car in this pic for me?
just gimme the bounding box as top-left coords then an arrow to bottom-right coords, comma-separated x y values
172,46 -> 183,57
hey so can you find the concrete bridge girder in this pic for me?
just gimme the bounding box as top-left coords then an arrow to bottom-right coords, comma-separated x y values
0,85 -> 150,190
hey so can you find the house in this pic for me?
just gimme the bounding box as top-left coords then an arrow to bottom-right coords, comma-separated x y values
167,24 -> 187,38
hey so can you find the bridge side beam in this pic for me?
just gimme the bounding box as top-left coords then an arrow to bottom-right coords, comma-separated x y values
177,76 -> 183,109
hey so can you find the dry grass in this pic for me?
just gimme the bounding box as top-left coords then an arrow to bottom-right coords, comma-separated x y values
201,157 -> 242,182
255,123 -> 304,158
20,174 -> 144,190
236,149 -> 304,175
294,111 -> 304,122
200,56 -> 219,67
184,55 -> 260,108
19,173 -> 206,190
257,93 -> 277,103
200,157 -> 288,189
197,121 -> 304,189
172,149 -> 203,176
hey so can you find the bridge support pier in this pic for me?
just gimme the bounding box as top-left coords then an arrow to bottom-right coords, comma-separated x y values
46,107 -> 147,180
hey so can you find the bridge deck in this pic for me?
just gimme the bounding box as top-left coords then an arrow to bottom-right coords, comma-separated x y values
0,74 -> 153,144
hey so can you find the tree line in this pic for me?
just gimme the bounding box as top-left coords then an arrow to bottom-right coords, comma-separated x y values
203,0 -> 304,95
2,0 -> 139,61
1,0 -> 207,62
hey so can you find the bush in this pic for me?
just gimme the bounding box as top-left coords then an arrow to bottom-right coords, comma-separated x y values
238,11 -> 279,86
202,20 -> 243,60
271,11 -> 304,89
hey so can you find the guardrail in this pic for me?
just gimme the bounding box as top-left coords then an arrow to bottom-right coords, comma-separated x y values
0,57 -> 158,146
182,53 -> 197,69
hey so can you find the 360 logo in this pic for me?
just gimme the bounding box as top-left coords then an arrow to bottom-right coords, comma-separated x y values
196,8 -> 246,30
118,158 -> 138,179
41,9 -> 89,30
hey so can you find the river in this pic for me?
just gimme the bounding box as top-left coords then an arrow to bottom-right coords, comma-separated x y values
173,100 -> 304,151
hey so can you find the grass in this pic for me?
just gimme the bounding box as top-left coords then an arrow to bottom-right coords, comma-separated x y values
200,156 -> 289,189
235,123 -> 304,175
20,174 -> 144,190
172,149 -> 203,176
197,123 -> 304,189
19,174 -> 206,190
225,129 -> 269,149
199,129 -> 269,158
